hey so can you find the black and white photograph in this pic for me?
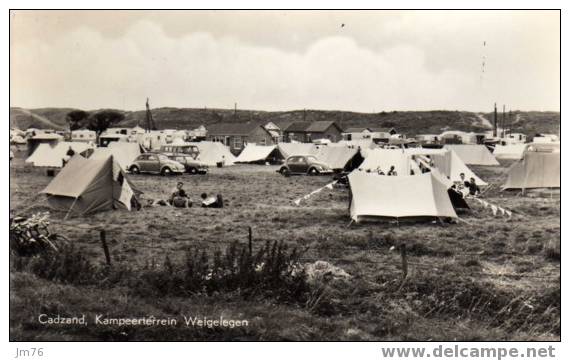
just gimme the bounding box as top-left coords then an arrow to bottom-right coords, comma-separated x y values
8,7 -> 561,350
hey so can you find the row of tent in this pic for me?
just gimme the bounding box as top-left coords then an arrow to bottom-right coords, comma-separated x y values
234,143 -> 365,171
347,145 -> 560,223
33,137 -> 559,219
23,137 -> 507,173
24,141 -> 239,170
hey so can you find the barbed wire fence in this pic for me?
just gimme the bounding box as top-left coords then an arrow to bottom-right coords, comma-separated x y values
44,221 -> 560,282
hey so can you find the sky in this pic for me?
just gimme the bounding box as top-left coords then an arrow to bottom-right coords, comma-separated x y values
10,10 -> 560,112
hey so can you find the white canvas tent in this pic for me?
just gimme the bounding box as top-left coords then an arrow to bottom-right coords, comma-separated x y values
444,144 -> 499,166
189,141 -> 236,166
41,155 -> 140,216
493,143 -> 527,160
235,144 -> 283,163
357,148 -> 487,185
503,152 -> 560,190
277,143 -> 317,159
90,142 -> 142,171
426,148 -> 488,186
348,171 -> 457,222
358,148 -> 416,176
25,142 -> 92,168
136,132 -> 168,151
311,145 -> 362,171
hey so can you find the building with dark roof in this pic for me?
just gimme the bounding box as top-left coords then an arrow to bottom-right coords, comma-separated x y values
206,122 -> 278,154
283,121 -> 343,143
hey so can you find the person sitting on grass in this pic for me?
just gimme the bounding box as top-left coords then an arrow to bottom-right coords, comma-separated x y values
468,177 -> 481,196
169,182 -> 191,208
201,193 -> 223,208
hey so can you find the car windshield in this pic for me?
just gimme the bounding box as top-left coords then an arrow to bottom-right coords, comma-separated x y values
157,154 -> 169,161
307,156 -> 318,162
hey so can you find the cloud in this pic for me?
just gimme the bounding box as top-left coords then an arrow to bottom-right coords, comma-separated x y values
10,13 -> 560,112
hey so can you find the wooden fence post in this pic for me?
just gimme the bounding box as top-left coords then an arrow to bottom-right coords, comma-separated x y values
100,230 -> 111,266
248,226 -> 253,257
400,243 -> 408,280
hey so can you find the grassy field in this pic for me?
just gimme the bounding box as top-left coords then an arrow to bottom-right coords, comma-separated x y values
9,149 -> 560,341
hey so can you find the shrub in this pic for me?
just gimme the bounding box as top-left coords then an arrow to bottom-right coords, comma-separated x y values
130,241 -> 311,303
18,244 -> 95,285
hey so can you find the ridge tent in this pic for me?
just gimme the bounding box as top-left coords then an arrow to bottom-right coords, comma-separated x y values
312,145 -> 364,171
503,151 -> 560,190
277,143 -> 317,159
235,144 -> 284,164
41,155 -> 141,216
90,142 -> 142,171
348,171 -> 458,222
444,144 -> 499,166
357,148 -> 415,176
427,148 -> 487,186
189,141 -> 236,166
26,133 -> 64,156
358,148 -> 487,185
493,144 -> 527,160
25,141 -> 92,168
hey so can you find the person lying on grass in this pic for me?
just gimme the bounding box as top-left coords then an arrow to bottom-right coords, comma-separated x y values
200,193 -> 223,208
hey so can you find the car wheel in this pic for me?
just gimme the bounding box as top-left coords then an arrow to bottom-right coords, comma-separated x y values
130,165 -> 140,174
280,167 -> 290,177
308,167 -> 319,176
189,167 -> 198,175
161,167 -> 172,176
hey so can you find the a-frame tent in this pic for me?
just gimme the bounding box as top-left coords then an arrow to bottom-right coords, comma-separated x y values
277,143 -> 317,159
26,142 -> 93,168
503,151 -> 560,190
444,144 -> 499,166
493,143 -> 527,160
357,148 -> 487,185
235,144 -> 284,164
90,141 -> 142,170
189,141 -> 237,166
41,155 -> 140,216
348,171 -> 458,222
312,144 -> 364,171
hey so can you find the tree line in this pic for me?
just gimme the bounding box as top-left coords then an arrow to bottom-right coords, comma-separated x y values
66,109 -> 126,141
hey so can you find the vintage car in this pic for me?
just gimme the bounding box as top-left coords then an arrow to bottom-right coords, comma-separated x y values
162,152 -> 209,174
278,155 -> 332,176
129,153 -> 185,176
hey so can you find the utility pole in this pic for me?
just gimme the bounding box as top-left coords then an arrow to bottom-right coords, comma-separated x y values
145,97 -> 155,132
303,108 -> 306,122
234,102 -> 237,120
508,110 -> 512,137
493,103 -> 497,138
502,105 -> 506,138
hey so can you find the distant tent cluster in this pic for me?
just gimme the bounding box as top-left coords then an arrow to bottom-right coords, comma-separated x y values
357,147 -> 487,185
25,142 -> 93,168
235,142 -> 365,171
